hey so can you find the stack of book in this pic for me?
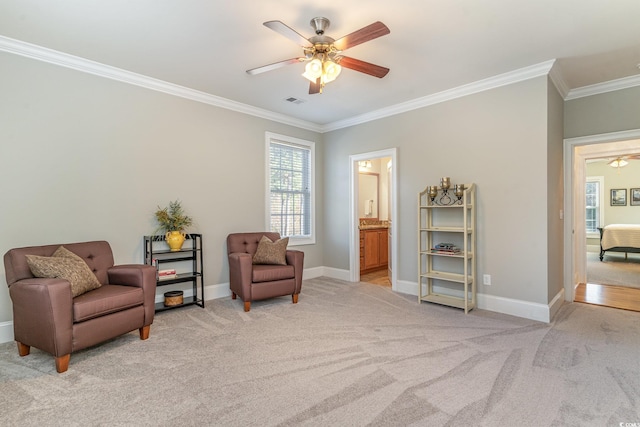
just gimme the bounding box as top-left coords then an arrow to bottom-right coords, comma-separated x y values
431,243 -> 461,255
158,268 -> 177,280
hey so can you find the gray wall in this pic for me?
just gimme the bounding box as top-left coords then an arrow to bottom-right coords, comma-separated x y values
565,85 -> 640,251
0,52 -> 324,323
323,76 -> 558,305
8,45 -> 630,324
564,86 -> 640,139
547,77 -> 565,303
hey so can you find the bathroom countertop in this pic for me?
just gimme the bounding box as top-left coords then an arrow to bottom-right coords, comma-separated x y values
359,224 -> 389,230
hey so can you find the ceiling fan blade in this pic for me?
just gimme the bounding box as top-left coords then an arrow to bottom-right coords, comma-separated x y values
333,21 -> 390,51
263,20 -> 312,48
309,78 -> 322,94
246,58 -> 304,75
338,56 -> 390,78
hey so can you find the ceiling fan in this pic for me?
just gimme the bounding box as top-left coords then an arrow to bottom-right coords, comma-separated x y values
246,17 -> 390,94
608,154 -> 640,168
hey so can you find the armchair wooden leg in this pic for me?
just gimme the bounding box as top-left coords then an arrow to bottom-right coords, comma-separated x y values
292,294 -> 299,304
55,354 -> 70,373
232,292 -> 237,300
139,325 -> 150,340
244,301 -> 251,312
16,341 -> 30,357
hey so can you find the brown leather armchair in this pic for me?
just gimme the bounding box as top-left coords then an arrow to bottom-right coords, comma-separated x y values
227,232 -> 304,312
3,241 -> 157,373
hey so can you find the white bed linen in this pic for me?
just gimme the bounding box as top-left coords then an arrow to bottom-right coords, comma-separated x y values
601,224 -> 640,250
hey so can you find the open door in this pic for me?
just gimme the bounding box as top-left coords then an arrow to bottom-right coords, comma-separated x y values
349,148 -> 398,290
564,131 -> 640,302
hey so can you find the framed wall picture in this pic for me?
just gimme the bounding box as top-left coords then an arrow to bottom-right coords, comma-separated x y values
631,188 -> 640,206
611,188 -> 627,206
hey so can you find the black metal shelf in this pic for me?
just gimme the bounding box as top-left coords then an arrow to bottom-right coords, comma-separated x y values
156,272 -> 202,286
144,234 -> 204,312
154,296 -> 203,312
157,256 -> 198,263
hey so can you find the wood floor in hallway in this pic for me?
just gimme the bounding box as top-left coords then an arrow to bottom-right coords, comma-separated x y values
575,282 -> 640,312
360,268 -> 390,287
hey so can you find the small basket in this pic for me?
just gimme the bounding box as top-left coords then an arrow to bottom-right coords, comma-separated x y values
164,290 -> 184,307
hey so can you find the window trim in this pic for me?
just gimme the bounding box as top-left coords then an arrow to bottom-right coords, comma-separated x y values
265,132 -> 316,246
585,175 -> 604,239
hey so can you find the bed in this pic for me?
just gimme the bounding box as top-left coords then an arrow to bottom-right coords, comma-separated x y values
598,224 -> 640,261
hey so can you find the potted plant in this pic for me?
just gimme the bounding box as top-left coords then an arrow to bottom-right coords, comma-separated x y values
154,200 -> 193,251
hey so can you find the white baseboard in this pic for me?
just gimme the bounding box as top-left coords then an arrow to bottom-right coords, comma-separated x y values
396,279 -> 418,296
204,282 -> 231,301
0,321 -> 13,344
548,288 -> 566,321
393,280 -> 557,323
476,293 -> 552,323
320,267 -> 350,281
303,266 -> 325,280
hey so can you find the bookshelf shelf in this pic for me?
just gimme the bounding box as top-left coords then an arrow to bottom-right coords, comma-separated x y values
418,184 -> 476,313
144,234 -> 204,312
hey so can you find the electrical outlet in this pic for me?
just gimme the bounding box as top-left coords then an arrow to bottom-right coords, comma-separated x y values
483,274 -> 491,285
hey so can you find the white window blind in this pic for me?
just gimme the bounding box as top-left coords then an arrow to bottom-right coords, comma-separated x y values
585,176 -> 604,236
266,133 -> 315,245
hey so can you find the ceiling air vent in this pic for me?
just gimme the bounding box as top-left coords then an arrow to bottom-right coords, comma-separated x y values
284,97 -> 305,105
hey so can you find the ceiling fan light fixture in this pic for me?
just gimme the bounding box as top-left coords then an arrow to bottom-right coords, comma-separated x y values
302,57 -> 323,82
322,59 -> 342,83
248,17 -> 390,95
609,158 -> 629,168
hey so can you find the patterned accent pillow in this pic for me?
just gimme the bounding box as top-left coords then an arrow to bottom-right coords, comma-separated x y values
26,246 -> 102,297
53,245 -> 86,263
252,236 -> 289,265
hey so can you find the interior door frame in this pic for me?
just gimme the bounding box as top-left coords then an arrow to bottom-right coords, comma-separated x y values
349,148 -> 398,289
563,129 -> 640,302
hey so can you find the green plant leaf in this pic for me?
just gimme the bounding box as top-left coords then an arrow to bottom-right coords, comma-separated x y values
153,200 -> 193,235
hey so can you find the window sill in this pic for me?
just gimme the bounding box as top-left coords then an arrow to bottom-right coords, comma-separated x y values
288,236 -> 315,246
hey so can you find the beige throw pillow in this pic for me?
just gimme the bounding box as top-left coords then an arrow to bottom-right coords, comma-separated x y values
252,236 -> 289,265
26,246 -> 102,297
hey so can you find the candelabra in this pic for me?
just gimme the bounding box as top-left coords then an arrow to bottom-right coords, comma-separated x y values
427,177 -> 465,206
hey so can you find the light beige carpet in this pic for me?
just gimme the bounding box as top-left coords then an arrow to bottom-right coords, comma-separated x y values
587,251 -> 640,288
1,277 -> 639,426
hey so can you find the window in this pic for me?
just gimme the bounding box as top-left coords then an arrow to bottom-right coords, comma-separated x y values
585,176 -> 604,237
265,132 -> 315,245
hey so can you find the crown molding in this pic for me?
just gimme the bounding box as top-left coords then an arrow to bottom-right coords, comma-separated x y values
565,74 -> 640,100
0,36 -> 323,133
6,34 -> 638,133
0,36 -> 556,134
322,60 -> 556,132
548,60 -> 569,99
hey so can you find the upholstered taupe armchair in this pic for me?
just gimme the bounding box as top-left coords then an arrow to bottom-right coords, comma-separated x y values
4,241 -> 157,373
227,232 -> 304,312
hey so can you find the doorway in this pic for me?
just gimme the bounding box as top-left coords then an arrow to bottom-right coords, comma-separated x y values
563,130 -> 640,305
349,149 -> 398,290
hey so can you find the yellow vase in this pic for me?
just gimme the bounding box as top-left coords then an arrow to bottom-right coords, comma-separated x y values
166,231 -> 186,251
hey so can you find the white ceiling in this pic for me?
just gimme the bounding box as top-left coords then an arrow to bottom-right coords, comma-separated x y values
1,0 -> 640,128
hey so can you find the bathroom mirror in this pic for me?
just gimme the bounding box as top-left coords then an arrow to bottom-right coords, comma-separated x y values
359,173 -> 379,219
